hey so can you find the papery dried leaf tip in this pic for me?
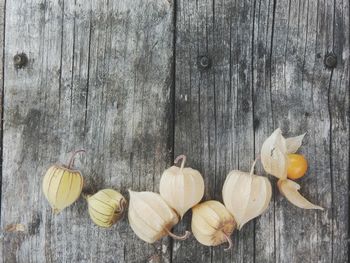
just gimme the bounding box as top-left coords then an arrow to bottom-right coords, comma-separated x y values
222,160 -> 272,229
261,128 -> 323,210
160,155 -> 204,218
260,128 -> 288,179
278,179 -> 323,210
42,150 -> 85,214
128,190 -> 190,243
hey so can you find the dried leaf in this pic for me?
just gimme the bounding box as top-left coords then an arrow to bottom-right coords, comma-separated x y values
285,133 -> 306,154
239,175 -> 272,229
5,223 -> 26,232
261,177 -> 273,212
261,128 -> 288,179
222,170 -> 253,228
223,160 -> 272,230
277,179 -> 323,210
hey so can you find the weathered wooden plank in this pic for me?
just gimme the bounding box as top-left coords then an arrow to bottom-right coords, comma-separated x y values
254,0 -> 349,263
175,0 -> 349,263
173,0 -> 255,262
251,0 -> 275,262
0,0 -> 4,260
329,1 -> 349,262
0,0 -> 4,178
1,1 -> 64,262
1,0 -> 174,262
1,0 -> 348,262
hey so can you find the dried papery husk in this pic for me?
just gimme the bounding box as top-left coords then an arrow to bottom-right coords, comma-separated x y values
277,179 -> 323,210
261,128 -> 323,210
42,150 -> 85,213
222,160 -> 272,229
191,200 -> 236,251
242,175 -> 272,225
261,128 -> 288,179
128,190 -> 190,243
86,189 -> 127,228
160,155 -> 204,218
261,128 -> 307,179
285,133 -> 306,153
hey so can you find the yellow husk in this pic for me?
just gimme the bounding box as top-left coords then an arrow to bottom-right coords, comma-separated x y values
222,161 -> 272,229
87,189 -> 127,228
192,200 -> 236,250
128,190 -> 190,243
160,155 -> 204,218
42,165 -> 83,214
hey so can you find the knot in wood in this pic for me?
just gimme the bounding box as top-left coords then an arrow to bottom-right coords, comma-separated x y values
324,53 -> 337,69
13,53 -> 28,69
197,55 -> 211,70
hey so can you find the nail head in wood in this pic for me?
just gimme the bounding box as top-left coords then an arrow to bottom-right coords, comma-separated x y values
14,53 -> 28,69
324,53 -> 337,69
197,55 -> 211,70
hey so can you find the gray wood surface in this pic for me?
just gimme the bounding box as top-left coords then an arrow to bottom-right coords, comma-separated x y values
174,0 -> 349,262
1,0 -> 174,262
0,0 -> 349,262
173,0 -> 255,262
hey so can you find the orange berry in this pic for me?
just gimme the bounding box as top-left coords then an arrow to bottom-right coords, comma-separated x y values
287,154 -> 308,180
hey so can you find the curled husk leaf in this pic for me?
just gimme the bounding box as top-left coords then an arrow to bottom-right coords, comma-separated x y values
86,189 -> 127,228
222,161 -> 272,229
285,133 -> 306,154
42,150 -> 85,213
128,190 -> 190,243
261,128 -> 306,179
261,129 -> 323,210
192,200 -> 236,251
277,179 -> 323,210
260,128 -> 288,179
160,155 -> 204,218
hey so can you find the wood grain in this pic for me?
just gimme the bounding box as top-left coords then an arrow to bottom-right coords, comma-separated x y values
173,0 -> 255,262
0,0 -> 349,262
254,0 -> 349,262
252,0 -> 275,261
0,0 -> 4,198
1,0 -> 174,262
0,0 -> 4,259
174,0 -> 349,262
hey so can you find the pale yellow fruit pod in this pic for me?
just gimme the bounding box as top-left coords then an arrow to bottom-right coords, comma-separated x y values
222,160 -> 272,230
191,200 -> 236,251
128,190 -> 190,243
42,150 -> 85,214
160,155 -> 204,218
86,189 -> 127,228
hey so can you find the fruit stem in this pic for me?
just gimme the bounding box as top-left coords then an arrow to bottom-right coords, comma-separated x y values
249,155 -> 260,176
67,149 -> 86,169
82,193 -> 90,201
174,155 -> 186,171
223,233 -> 233,251
52,208 -> 60,214
165,228 -> 191,240
119,198 -> 127,214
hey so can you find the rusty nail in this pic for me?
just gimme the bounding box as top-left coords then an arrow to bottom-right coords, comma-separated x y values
324,53 -> 337,69
14,53 -> 28,69
197,55 -> 211,70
